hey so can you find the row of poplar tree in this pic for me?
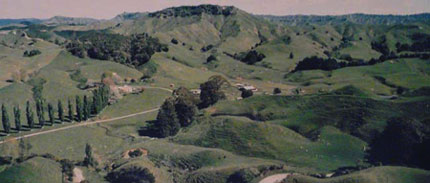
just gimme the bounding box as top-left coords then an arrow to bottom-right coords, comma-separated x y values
1,85 -> 109,134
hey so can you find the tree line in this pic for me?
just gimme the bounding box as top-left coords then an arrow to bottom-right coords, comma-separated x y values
1,85 -> 109,134
292,52 -> 430,73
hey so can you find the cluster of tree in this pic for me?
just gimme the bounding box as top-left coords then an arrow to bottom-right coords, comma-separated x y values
23,49 -> 41,57
201,44 -> 214,52
396,33 -> 430,52
198,75 -> 228,108
143,76 -> 228,138
148,4 -> 235,18
0,85 -> 109,134
65,32 -> 168,67
292,56 -> 340,72
143,87 -> 199,137
229,50 -> 266,65
292,52 -> 430,72
371,36 -> 390,55
368,117 -> 430,170
106,166 -> 155,183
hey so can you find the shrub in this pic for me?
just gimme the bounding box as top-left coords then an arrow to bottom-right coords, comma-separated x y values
23,49 -> 41,57
171,38 -> 179,44
240,89 -> 253,99
273,88 -> 281,94
206,55 -> 217,63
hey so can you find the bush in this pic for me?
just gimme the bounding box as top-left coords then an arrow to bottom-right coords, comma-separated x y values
235,50 -> 266,65
206,55 -> 217,63
273,88 -> 281,94
23,49 -> 41,57
241,89 -> 253,99
171,38 -> 179,44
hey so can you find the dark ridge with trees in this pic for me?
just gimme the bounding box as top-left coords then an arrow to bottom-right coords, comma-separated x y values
396,33 -> 430,52
259,13 -> 430,25
368,117 -> 430,170
64,31 -> 168,67
291,52 -> 430,73
148,4 -> 235,18
371,36 -> 390,55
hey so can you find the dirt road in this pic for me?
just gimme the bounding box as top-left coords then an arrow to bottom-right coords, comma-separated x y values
259,173 -> 291,183
0,107 -> 160,145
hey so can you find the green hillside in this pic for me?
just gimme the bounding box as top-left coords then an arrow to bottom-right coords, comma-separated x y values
0,4 -> 429,183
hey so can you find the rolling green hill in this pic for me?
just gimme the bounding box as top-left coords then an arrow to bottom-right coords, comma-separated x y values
0,4 -> 430,183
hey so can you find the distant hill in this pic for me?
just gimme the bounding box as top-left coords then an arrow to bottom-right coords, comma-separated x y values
0,18 -> 42,26
111,12 -> 148,22
42,16 -> 100,25
259,13 -> 430,25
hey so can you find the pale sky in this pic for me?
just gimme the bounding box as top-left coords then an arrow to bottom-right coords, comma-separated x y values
1,0 -> 430,19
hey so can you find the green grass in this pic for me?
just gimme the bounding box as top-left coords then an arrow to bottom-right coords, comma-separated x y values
100,87 -> 171,118
0,157 -> 62,183
174,116 -> 367,172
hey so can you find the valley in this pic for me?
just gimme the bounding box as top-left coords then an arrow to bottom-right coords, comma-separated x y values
0,4 -> 429,183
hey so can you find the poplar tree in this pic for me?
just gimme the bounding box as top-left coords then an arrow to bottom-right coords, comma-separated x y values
68,99 -> 73,122
58,100 -> 64,123
48,103 -> 54,125
36,100 -> 45,126
26,101 -> 35,129
83,96 -> 89,120
2,104 -> 11,134
76,96 -> 82,122
14,106 -> 21,131
92,89 -> 100,114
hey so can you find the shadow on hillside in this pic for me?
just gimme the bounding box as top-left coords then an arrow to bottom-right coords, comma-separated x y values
138,120 -> 160,138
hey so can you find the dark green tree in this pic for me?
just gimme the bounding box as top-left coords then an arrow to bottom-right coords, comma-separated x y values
151,97 -> 181,138
199,75 -> 227,108
26,101 -> 35,129
36,100 -> 45,126
92,89 -> 100,114
173,87 -> 198,127
83,95 -> 90,120
76,96 -> 83,122
2,104 -> 11,134
58,100 -> 64,123
68,99 -> 73,122
84,143 -> 98,167
48,103 -> 54,125
240,89 -> 253,99
14,106 -> 21,131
